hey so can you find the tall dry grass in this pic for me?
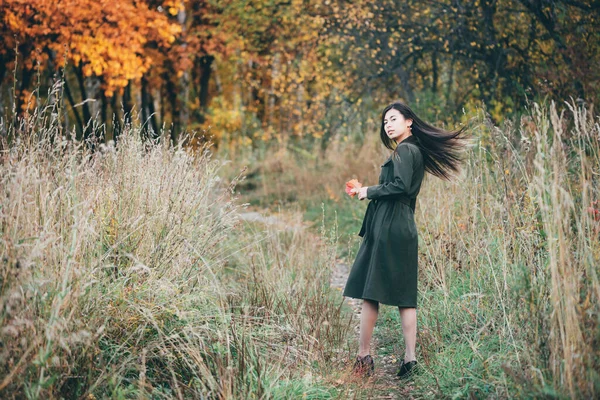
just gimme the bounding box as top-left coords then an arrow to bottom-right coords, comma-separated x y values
412,101 -> 599,398
0,96 -> 353,398
226,100 -> 600,398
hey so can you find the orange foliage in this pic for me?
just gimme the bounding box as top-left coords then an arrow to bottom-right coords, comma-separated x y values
1,0 -> 181,96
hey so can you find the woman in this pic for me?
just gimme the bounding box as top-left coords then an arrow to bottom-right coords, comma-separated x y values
344,102 -> 465,378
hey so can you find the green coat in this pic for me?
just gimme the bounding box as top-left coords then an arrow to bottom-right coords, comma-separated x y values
343,135 -> 425,307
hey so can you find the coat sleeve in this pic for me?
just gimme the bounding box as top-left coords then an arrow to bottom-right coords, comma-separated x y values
366,144 -> 416,200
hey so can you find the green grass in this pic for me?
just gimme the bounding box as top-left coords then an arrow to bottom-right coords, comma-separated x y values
304,197 -> 367,260
228,101 -> 600,399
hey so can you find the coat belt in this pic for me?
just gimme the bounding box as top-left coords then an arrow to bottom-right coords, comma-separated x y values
358,196 -> 415,237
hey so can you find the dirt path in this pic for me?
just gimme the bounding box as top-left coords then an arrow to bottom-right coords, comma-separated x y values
239,209 -> 413,399
330,261 -> 414,399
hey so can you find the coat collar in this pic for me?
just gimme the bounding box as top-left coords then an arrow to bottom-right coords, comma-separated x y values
397,134 -> 417,145
382,135 -> 418,166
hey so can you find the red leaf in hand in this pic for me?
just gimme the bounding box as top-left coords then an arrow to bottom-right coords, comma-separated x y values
345,179 -> 363,197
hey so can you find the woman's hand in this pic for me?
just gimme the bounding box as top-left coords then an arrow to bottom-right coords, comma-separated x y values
357,186 -> 368,200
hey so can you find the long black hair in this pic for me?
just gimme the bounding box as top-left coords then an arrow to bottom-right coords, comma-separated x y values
380,102 -> 466,180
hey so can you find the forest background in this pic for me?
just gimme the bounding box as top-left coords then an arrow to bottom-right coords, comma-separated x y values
2,0 -> 599,147
1,0 -> 599,399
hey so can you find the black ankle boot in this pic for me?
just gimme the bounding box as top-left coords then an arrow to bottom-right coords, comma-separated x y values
352,354 -> 374,377
396,360 -> 418,379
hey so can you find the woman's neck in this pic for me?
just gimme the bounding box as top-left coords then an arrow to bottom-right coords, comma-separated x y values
395,133 -> 413,144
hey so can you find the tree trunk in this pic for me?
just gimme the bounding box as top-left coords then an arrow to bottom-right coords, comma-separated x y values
165,70 -> 180,145
123,81 -> 134,127
431,52 -> 438,93
74,64 -> 93,141
17,66 -> 33,117
148,87 -> 160,140
445,55 -> 455,108
141,76 -> 149,140
0,55 -> 5,84
268,52 -> 280,129
481,0 -> 503,105
63,75 -> 84,139
178,7 -> 189,143
100,86 -> 108,143
198,55 -> 214,122
141,75 -> 160,140
111,92 -> 122,143
517,0 -> 584,97
0,56 -> 5,122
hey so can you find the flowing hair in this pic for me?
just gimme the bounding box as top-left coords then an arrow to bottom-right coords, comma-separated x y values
380,102 -> 466,180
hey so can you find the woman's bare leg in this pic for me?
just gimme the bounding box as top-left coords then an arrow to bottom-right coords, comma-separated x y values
398,307 -> 417,362
358,299 -> 379,357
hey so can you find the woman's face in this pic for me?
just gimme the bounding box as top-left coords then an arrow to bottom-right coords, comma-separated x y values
383,108 -> 412,142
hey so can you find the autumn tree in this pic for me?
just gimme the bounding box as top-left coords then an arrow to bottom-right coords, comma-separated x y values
321,0 -> 600,121
0,0 -> 180,141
